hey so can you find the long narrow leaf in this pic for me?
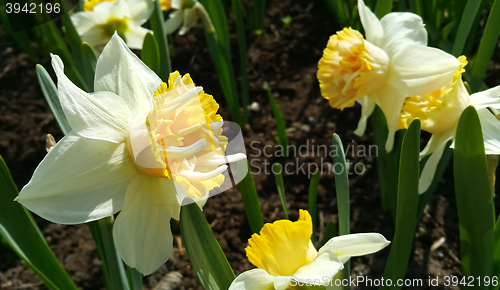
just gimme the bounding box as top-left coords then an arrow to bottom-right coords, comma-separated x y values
470,0 -> 500,92
273,164 -> 288,219
265,82 -> 289,156
308,169 -> 320,245
452,0 -> 483,57
232,0 -> 250,124
382,119 -> 420,290
323,0 -> 349,27
150,0 -> 172,79
141,33 -> 160,74
36,65 -> 71,134
238,163 -> 264,233
81,43 -> 98,90
374,0 -> 393,17
332,134 -> 350,286
126,267 -> 143,290
454,106 -> 495,282
0,156 -> 77,290
180,202 -> 236,289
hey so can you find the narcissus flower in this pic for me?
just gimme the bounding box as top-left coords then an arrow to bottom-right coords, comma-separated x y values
228,210 -> 390,290
398,56 -> 500,193
164,0 -> 214,35
16,34 -> 246,275
72,0 -> 154,50
317,0 -> 460,151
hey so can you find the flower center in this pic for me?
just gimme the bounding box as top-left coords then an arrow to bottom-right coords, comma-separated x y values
398,56 -> 468,133
317,27 -> 390,110
83,0 -> 115,11
246,210 -> 318,277
126,72 -> 229,199
100,17 -> 129,38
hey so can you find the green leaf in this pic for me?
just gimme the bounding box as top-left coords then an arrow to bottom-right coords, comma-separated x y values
199,0 -> 243,127
332,134 -> 350,287
454,106 -> 495,283
308,169 -> 320,245
265,82 -> 289,156
88,218 -> 130,290
180,202 -> 236,289
470,0 -> 500,92
273,163 -> 288,219
141,33 -> 160,74
369,106 -> 400,214
36,65 -> 72,134
0,156 -> 78,290
238,163 -> 264,233
374,0 -> 393,18
382,119 -> 420,290
126,267 -> 143,290
320,221 -> 337,248
452,0 -> 483,57
149,0 -> 172,79
81,43 -> 98,91
249,0 -> 266,33
231,0 -> 250,124
323,0 -> 349,28
409,0 -> 424,16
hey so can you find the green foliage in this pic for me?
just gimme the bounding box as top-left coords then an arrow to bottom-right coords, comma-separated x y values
273,164 -> 288,219
238,163 -> 264,234
382,119 -> 421,290
308,169 -> 321,245
232,0 -> 250,124
0,156 -> 78,290
265,82 -> 290,157
454,106 -> 495,284
180,202 -> 236,290
150,0 -> 172,79
141,33 -> 160,74
332,134 -> 350,286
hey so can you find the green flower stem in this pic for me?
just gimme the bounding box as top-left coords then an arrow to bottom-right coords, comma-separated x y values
150,0 -> 172,80
88,217 -> 130,290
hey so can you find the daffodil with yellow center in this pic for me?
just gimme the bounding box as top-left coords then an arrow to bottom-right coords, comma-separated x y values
72,0 -> 154,50
318,0 -> 460,152
15,34 -> 247,275
164,0 -> 214,35
397,55 -> 500,194
229,210 -> 390,290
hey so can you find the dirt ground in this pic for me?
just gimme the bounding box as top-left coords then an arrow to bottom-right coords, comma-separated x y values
1,0 -> 500,289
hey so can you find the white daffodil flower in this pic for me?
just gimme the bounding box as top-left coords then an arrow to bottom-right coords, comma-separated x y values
71,0 -> 154,50
398,56 -> 500,193
228,210 -> 390,290
15,34 -> 246,275
317,0 -> 460,152
164,0 -> 214,35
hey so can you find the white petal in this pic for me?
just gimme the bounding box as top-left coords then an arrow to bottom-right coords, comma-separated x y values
274,276 -> 292,290
16,133 -> 136,224
379,12 -> 427,57
318,233 -> 390,263
71,12 -> 98,35
357,0 -> 383,44
419,138 -> 449,194
471,85 -> 500,110
171,0 -> 181,9
51,55 -> 130,143
94,0 -> 130,21
478,109 -> 500,154
127,0 -> 155,25
113,174 -> 181,275
292,252 -> 343,283
390,44 -> 460,97
124,25 -> 151,49
95,33 -> 162,114
354,95 -> 376,136
229,269 -> 275,290
420,132 -> 454,157
165,10 -> 183,34
372,85 -> 405,152
80,28 -> 107,49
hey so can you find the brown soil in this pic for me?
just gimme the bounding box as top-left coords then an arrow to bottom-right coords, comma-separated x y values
1,0 -> 500,289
